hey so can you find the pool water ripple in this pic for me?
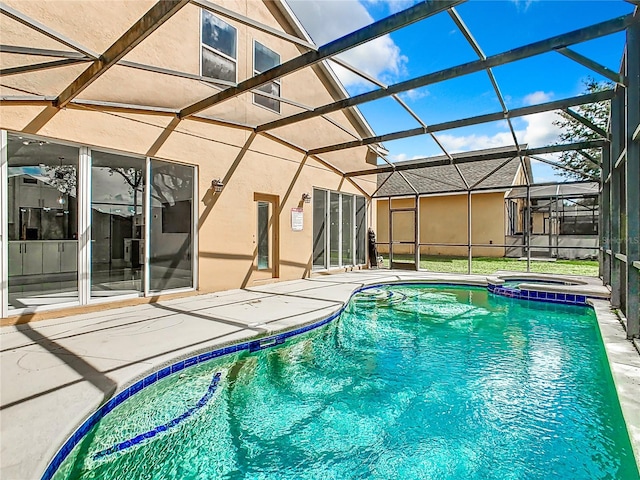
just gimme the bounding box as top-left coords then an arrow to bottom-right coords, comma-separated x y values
50,285 -> 639,480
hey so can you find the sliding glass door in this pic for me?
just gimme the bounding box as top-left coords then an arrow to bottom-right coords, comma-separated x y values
91,151 -> 145,298
1,131 -> 197,314
312,188 -> 367,270
312,189 -> 327,269
5,133 -> 79,310
148,159 -> 194,292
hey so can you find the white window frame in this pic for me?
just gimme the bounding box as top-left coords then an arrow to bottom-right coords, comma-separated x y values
200,9 -> 238,83
252,40 -> 281,114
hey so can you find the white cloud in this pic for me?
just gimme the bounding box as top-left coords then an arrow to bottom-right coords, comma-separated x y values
362,0 -> 417,14
523,90 -> 553,106
436,91 -> 562,153
288,0 -> 407,88
438,131 -> 516,153
389,153 -> 423,162
400,88 -> 430,102
520,111 -> 562,147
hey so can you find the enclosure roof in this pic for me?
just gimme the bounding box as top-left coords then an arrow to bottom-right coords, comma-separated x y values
375,146 -> 525,197
507,182 -> 599,199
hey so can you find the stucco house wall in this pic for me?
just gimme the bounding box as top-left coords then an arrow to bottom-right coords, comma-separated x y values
376,191 -> 507,258
0,0 -> 377,318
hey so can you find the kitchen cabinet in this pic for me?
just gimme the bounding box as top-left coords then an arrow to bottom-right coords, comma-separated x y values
60,242 -> 77,272
21,242 -> 43,275
8,242 -> 23,276
42,242 -> 60,274
8,241 -> 76,276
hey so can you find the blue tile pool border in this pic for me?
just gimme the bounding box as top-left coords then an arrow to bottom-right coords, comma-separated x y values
486,282 -> 593,306
41,280 -> 595,480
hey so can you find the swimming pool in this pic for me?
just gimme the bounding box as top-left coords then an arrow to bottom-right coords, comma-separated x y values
48,285 -> 639,479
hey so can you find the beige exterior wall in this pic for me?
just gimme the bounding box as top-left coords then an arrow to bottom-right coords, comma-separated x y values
0,0 -> 373,171
0,0 -> 377,315
377,192 -> 507,257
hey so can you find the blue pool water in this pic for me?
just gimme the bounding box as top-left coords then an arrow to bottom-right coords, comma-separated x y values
51,285 -> 639,479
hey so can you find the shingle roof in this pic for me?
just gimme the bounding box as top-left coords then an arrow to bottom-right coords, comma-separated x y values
375,146 -> 525,197
507,182 -> 599,199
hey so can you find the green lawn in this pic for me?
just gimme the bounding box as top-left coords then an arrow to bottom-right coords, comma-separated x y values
382,254 -> 599,277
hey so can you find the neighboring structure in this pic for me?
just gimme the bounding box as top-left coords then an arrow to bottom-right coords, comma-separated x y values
505,182 -> 599,260
375,147 -> 530,262
0,0 -> 378,318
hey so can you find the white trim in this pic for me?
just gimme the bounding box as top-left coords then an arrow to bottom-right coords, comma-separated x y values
324,189 -> 329,269
192,165 -> 199,291
3,129 -> 147,160
146,287 -> 195,297
352,193 -> 356,266
1,130 -> 8,318
78,146 -> 91,305
7,301 -> 81,317
143,157 -> 151,297
87,293 -> 142,305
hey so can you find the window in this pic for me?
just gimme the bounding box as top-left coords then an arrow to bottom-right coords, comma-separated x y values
312,188 -> 367,270
201,10 -> 237,82
253,41 -> 280,113
257,201 -> 269,270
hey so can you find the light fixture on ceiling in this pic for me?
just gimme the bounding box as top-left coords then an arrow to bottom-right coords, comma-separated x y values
211,178 -> 224,193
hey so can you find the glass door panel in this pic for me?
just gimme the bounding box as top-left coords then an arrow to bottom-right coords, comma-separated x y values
148,159 -> 194,292
6,133 -> 79,309
356,196 -> 366,265
329,192 -> 340,267
341,195 -> 353,265
91,150 -> 145,298
312,189 -> 327,269
257,201 -> 269,270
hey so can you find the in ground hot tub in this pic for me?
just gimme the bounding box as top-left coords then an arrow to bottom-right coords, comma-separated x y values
486,274 -> 607,305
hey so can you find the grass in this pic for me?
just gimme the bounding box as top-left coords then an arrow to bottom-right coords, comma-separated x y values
382,254 -> 599,277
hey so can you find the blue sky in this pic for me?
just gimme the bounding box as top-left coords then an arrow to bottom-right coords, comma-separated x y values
287,0 -> 634,182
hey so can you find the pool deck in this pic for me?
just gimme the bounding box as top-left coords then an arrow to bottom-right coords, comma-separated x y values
0,270 -> 637,479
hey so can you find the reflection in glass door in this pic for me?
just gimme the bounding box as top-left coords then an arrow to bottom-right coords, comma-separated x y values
257,201 -> 269,270
91,151 -> 145,298
148,159 -> 194,292
6,133 -> 79,310
329,192 -> 340,267
312,189 -> 327,269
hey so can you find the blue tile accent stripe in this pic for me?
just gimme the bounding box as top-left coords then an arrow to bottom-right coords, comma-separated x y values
92,372 -> 222,460
487,283 -> 592,305
41,280 -> 594,480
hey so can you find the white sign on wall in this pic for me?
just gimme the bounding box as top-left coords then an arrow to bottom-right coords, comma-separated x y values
291,207 -> 303,231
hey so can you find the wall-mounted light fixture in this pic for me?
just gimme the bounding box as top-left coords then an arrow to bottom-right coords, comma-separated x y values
302,192 -> 312,204
211,179 -> 224,193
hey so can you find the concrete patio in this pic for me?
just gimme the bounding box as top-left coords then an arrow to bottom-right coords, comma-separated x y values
1,271 -> 637,479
